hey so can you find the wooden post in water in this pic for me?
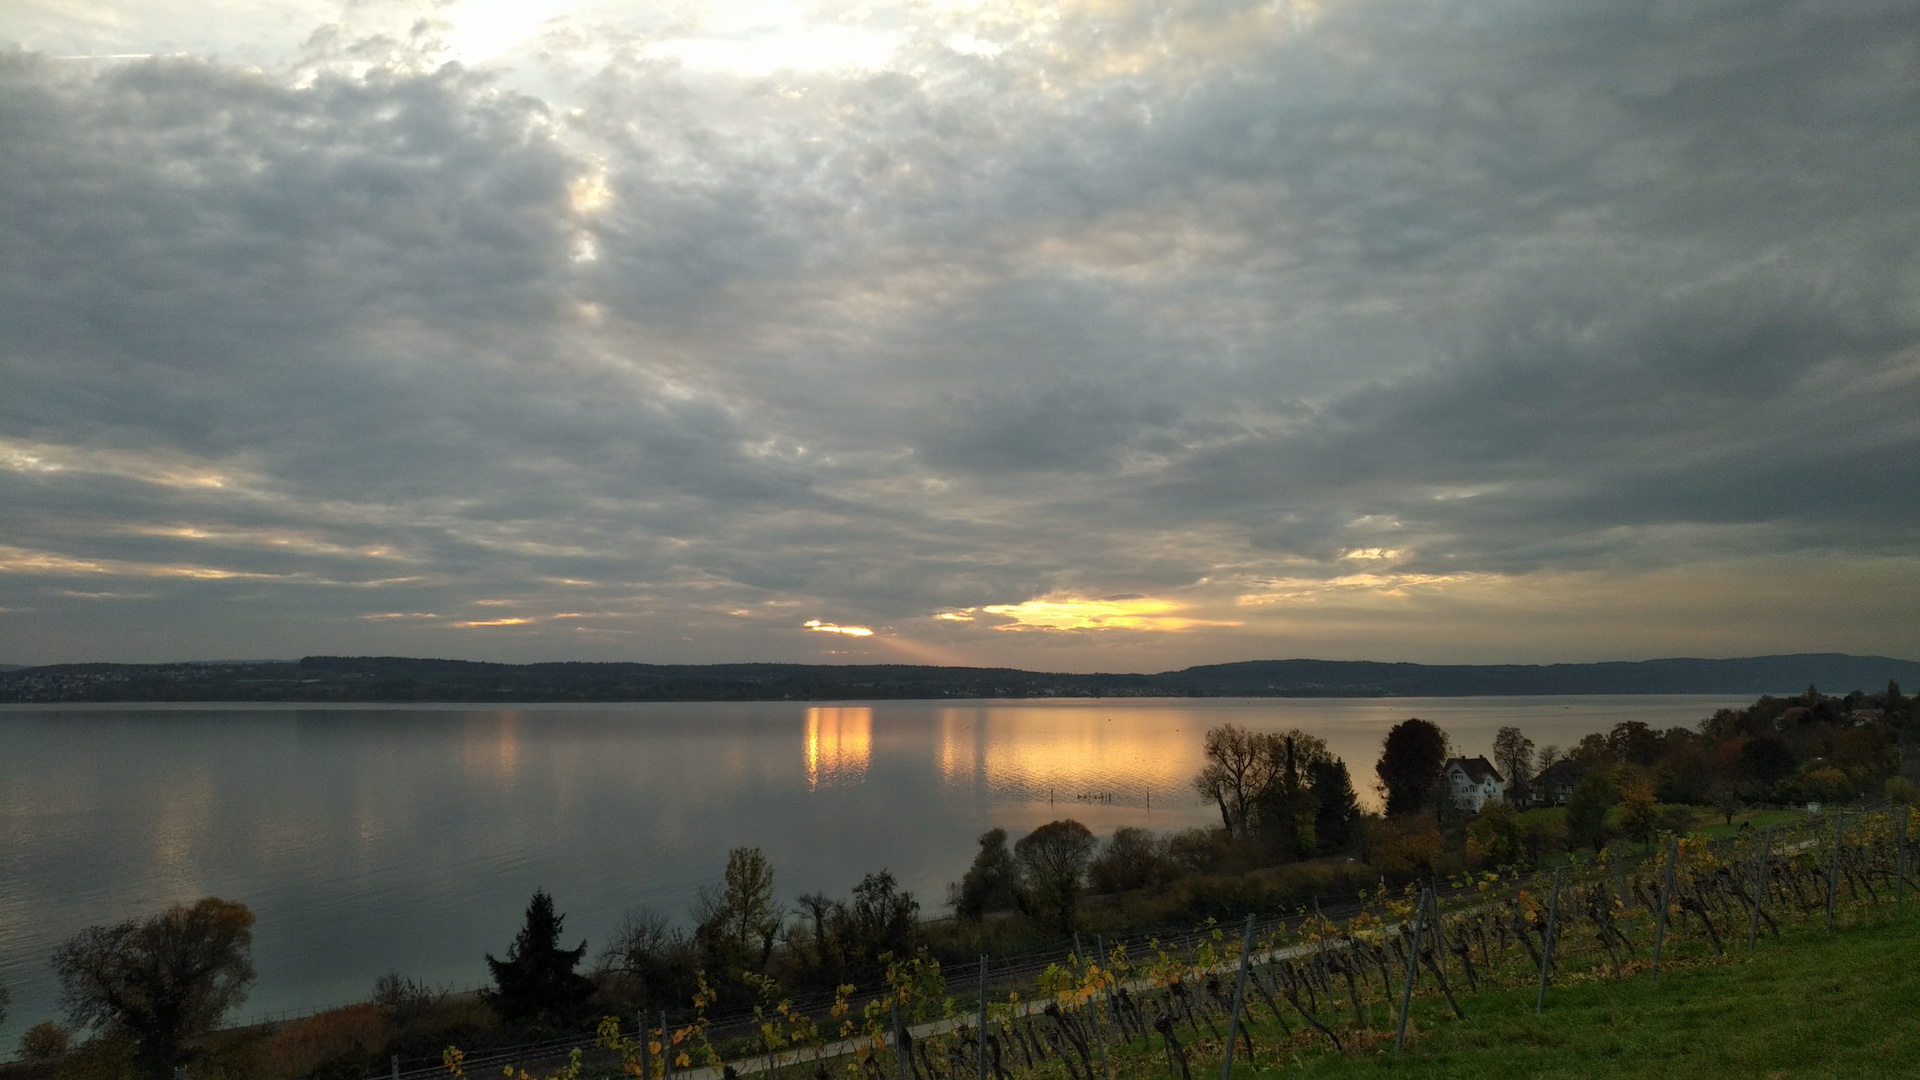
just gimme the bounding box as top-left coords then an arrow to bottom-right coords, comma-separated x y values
1651,838 -> 1678,980
1536,866 -> 1563,1013
1394,887 -> 1429,1052
1219,914 -> 1255,1080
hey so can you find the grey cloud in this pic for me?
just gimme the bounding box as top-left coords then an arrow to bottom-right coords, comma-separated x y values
2,0 -> 1916,664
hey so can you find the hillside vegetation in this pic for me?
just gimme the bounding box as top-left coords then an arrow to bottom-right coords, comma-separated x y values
4,654 -> 1917,703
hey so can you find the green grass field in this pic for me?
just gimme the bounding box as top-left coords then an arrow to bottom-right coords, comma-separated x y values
1180,902 -> 1920,1080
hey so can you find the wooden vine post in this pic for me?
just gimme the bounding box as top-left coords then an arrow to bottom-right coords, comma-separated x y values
978,956 -> 989,1080
1536,866 -> 1563,1013
1394,887 -> 1429,1052
1759,827 -> 1772,911
637,1014 -> 651,1080
1219,914 -> 1255,1080
1827,814 -> 1842,932
1651,837 -> 1678,980
660,1011 -> 673,1080
1899,811 -> 1909,906
891,1004 -> 910,1080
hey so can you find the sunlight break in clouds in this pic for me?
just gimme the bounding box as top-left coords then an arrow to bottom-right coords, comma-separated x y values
805,620 -> 875,637
978,595 -> 1243,633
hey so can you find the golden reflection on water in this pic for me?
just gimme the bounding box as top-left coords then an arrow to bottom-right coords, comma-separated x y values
150,769 -> 214,898
935,706 -> 1204,808
461,711 -> 521,782
805,707 -> 872,789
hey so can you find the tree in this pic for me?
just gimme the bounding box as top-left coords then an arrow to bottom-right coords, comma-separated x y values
950,828 -> 1022,921
1737,737 -> 1798,795
372,971 -> 446,1024
1617,779 -> 1660,846
844,871 -> 919,965
1307,757 -> 1362,852
19,1022 -> 73,1062
1088,826 -> 1166,894
1709,784 -> 1742,826
1365,816 -> 1445,876
694,848 -> 783,978
1376,718 -> 1450,817
483,890 -> 593,1031
1492,727 -> 1536,801
791,870 -> 918,987
1191,725 -> 1280,836
1465,801 -> 1528,869
1565,771 -> 1616,852
1253,731 -> 1330,858
1568,732 -> 1612,766
51,897 -> 256,1080
1607,722 -> 1662,767
595,906 -> 696,1013
1014,819 -> 1096,934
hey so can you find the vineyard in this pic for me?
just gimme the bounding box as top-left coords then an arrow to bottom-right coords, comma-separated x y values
433,805 -> 1917,1080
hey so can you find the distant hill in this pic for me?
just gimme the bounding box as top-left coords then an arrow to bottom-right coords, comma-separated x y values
1169,654 -> 1920,696
1,652 -> 1915,703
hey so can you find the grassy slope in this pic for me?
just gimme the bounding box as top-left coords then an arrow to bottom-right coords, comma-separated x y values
1220,903 -> 1920,1080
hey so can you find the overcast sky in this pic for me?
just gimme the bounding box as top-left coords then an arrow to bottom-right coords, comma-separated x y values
2,0 -> 1915,670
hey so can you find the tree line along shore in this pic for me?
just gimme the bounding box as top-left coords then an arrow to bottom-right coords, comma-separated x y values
6,683 -> 1916,1080
6,654 -> 1918,703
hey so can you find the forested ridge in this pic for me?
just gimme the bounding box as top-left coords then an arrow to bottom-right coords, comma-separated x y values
4,653 -> 1917,703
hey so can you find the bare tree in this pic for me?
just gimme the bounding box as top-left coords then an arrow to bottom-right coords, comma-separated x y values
1192,725 -> 1280,836
1492,727 -> 1536,800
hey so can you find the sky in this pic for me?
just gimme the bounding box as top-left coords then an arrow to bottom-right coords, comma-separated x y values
1,0 -> 1916,671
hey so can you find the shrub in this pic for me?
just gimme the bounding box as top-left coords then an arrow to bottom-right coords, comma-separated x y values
19,1022 -> 74,1062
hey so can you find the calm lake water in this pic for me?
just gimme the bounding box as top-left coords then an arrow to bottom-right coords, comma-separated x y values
0,694 -> 1743,1050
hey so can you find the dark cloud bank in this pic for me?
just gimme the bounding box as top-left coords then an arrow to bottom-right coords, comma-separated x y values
2,0 -> 1916,667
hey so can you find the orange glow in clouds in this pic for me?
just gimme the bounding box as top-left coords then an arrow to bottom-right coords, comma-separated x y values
977,594 -> 1242,632
804,619 -> 873,637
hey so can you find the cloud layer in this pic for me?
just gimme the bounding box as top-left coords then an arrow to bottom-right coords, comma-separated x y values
3,0 -> 1916,667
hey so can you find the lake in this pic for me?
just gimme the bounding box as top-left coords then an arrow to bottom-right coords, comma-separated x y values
0,694 -> 1742,1049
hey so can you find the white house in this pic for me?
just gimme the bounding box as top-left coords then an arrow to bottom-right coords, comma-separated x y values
1444,756 -> 1505,811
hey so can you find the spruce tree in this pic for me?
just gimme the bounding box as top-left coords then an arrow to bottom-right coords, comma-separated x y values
484,890 -> 593,1032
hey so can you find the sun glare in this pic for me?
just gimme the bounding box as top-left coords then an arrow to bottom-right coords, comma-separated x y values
804,619 -> 874,637
975,594 -> 1242,632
